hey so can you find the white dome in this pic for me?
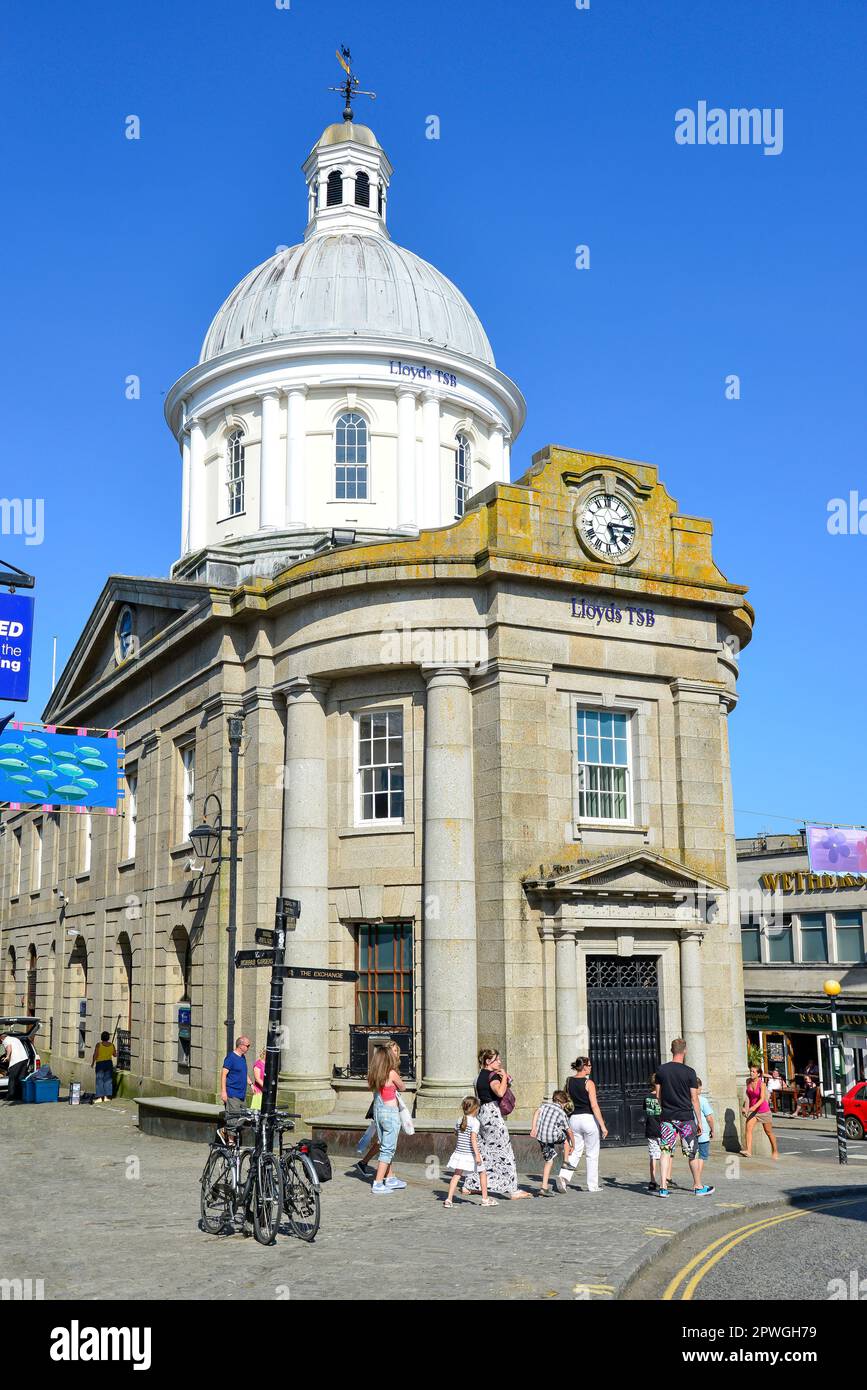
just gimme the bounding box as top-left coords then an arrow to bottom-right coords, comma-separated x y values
199,233 -> 495,367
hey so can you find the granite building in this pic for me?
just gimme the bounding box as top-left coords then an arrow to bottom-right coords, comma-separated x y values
0,110 -> 755,1142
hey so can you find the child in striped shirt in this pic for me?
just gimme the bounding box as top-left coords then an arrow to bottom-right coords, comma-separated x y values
444,1097 -> 494,1207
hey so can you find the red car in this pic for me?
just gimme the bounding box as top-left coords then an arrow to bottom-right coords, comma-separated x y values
843,1080 -> 867,1140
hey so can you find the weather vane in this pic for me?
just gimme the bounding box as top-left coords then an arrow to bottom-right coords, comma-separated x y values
330,46 -> 376,123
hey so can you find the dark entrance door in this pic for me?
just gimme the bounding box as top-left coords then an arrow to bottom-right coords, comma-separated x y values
586,955 -> 660,1146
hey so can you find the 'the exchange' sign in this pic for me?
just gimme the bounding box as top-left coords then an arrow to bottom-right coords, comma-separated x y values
0,592 -> 34,701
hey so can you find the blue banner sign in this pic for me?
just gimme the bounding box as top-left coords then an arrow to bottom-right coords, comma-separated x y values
0,593 -> 34,701
0,726 -> 122,811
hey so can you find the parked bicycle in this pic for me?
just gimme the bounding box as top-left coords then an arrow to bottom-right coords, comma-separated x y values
275,1110 -> 321,1242
200,1109 -> 283,1245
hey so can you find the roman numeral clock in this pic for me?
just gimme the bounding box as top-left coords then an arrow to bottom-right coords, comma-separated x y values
575,488 -> 642,564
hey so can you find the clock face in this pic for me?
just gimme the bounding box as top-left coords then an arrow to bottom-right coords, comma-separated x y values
578,492 -> 637,559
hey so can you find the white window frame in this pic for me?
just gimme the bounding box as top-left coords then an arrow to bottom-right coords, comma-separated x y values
832,910 -> 864,963
181,745 -> 196,842
354,708 -> 405,826
455,433 -> 471,518
573,705 -> 634,826
12,827 -> 21,896
226,428 -> 245,517
334,412 -> 370,502
81,813 -> 92,875
32,818 -> 43,891
126,769 -> 138,860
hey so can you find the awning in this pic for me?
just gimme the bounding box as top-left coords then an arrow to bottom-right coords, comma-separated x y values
745,999 -> 867,1034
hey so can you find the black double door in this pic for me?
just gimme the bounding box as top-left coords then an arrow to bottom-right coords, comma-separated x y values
586,955 -> 660,1146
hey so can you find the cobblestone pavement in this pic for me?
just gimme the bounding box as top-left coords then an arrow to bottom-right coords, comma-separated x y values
2,1103 -> 865,1301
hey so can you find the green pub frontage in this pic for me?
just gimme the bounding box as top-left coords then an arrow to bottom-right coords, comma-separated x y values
738,832 -> 867,1101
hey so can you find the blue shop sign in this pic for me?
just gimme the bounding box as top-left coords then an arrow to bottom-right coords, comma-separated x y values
0,592 -> 34,701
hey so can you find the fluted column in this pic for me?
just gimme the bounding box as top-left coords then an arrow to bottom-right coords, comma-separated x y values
180,431 -> 191,555
555,931 -> 579,1086
276,676 -> 333,1112
679,928 -> 708,1084
286,387 -> 307,528
397,388 -> 418,530
188,418 -> 206,552
258,390 -> 282,529
417,665 -> 477,1115
421,389 -> 441,528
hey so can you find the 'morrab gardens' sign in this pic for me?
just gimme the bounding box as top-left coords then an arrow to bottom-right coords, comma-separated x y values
572,596 -> 656,627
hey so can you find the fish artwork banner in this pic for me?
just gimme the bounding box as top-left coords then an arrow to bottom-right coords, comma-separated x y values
806,823 -> 867,876
0,724 -> 123,812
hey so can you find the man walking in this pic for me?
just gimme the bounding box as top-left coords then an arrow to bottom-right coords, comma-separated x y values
219,1035 -> 251,1143
655,1038 -> 714,1199
1,1029 -> 30,1105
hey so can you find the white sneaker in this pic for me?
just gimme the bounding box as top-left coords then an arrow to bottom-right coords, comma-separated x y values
371,1182 -> 396,1195
385,1176 -> 407,1189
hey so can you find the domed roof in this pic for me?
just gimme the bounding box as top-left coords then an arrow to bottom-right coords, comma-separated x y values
199,233 -> 495,366
314,121 -> 380,150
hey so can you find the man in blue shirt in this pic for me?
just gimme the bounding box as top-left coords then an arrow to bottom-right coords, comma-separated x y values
219,1035 -> 251,1142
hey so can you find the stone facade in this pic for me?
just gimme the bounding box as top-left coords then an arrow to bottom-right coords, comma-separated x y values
0,445 -> 753,1135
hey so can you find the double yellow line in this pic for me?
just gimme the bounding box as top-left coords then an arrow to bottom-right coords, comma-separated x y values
663,1195 -> 866,1300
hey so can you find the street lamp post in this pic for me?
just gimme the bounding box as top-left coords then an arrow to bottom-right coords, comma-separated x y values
824,978 -> 848,1167
188,714 -> 244,1060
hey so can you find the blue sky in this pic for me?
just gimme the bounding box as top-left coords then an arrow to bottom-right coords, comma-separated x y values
1,0 -> 864,835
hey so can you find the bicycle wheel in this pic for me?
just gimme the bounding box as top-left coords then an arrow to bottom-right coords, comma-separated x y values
252,1152 -> 283,1245
200,1149 -> 232,1234
285,1153 -> 321,1242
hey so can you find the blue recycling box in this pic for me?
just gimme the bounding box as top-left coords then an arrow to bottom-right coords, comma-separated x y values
21,1075 -> 60,1104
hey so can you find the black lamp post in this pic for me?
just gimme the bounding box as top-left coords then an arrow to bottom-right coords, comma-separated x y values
188,715 -> 244,1058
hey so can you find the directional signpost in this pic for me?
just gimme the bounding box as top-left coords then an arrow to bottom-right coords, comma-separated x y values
233,897 -> 358,1157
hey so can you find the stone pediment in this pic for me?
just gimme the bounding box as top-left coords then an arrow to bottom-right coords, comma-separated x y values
524,849 -> 727,900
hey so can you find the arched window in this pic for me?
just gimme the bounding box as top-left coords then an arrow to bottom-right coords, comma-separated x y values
355,171 -> 370,207
115,606 -> 136,663
226,428 -> 245,516
378,184 -> 384,215
327,169 -> 343,206
335,412 -> 369,500
455,434 -> 471,517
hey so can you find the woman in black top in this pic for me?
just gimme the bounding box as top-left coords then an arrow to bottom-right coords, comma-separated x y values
462,1048 -> 531,1199
559,1057 -> 608,1192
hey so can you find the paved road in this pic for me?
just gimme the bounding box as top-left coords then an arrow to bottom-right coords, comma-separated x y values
775,1126 -> 867,1165
2,1103 -> 865,1301
625,1191 -> 867,1300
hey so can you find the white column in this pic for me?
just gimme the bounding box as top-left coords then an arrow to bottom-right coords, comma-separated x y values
258,390 -> 282,530
188,418 -> 207,552
397,388 -> 418,530
555,931 -> 580,1085
680,928 -> 708,1084
421,390 -> 441,528
180,431 -> 191,555
286,387 -> 307,528
277,676 -> 333,1112
489,425 -> 505,484
417,665 -> 477,1116
503,433 -> 511,480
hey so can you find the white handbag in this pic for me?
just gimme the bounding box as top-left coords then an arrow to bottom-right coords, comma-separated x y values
397,1094 -> 415,1135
